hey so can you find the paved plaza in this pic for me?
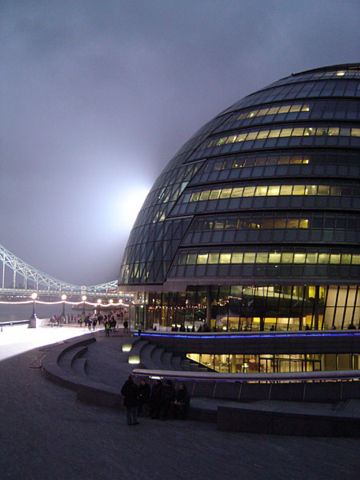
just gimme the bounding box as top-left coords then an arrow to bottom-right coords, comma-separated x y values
1,327 -> 360,479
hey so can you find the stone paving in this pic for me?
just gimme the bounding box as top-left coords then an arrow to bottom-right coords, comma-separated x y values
1,330 -> 360,479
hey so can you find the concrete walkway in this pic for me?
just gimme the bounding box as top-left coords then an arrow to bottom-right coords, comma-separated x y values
1,331 -> 360,479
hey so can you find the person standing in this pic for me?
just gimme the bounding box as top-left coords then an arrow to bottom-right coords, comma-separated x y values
121,376 -> 139,425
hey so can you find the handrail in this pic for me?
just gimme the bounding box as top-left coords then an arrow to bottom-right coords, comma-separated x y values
132,368 -> 360,383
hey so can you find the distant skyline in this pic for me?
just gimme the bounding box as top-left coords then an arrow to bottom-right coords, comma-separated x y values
1,0 -> 359,285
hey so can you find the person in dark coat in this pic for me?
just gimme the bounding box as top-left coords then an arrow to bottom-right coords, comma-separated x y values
121,375 -> 139,425
160,380 -> 175,420
150,380 -> 163,419
173,383 -> 190,419
137,379 -> 151,417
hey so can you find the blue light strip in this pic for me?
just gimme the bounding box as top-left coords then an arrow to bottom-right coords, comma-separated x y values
134,331 -> 360,340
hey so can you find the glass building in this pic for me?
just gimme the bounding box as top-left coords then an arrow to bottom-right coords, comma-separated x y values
119,63 -> 360,333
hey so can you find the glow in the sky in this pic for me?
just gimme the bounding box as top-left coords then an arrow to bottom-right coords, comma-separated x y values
116,184 -> 150,231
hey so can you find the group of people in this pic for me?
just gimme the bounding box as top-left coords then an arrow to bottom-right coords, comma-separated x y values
121,375 -> 190,426
74,312 -> 129,335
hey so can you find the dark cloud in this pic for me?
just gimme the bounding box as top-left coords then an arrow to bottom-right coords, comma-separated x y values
0,0 -> 359,284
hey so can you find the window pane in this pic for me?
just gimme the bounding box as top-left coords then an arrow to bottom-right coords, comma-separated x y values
244,252 -> 256,263
256,252 -> 268,263
294,253 -> 306,263
231,187 -> 243,198
269,253 -> 281,263
257,130 -> 269,139
280,128 -> 292,137
330,254 -> 341,264
318,185 -> 330,196
199,190 -> 210,201
187,254 -> 197,264
209,189 -> 221,200
255,186 -> 268,196
352,255 -> 360,265
292,128 -> 304,136
293,185 -> 305,195
268,129 -> 281,138
219,253 -> 231,263
280,185 -> 293,195
341,254 -> 351,265
306,253 -> 318,264
243,186 -> 255,197
197,254 -> 208,264
267,185 -> 280,196
220,189 -> 232,199
231,253 -> 243,263
318,253 -> 330,264
282,253 -> 293,263
208,253 -> 219,264
246,131 -> 258,140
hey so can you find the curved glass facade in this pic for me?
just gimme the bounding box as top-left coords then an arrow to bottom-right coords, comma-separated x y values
119,63 -> 360,332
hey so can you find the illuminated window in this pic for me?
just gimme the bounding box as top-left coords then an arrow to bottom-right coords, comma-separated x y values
287,219 -> 299,228
255,186 -> 268,196
199,190 -> 210,201
214,221 -> 224,229
269,253 -> 281,263
209,189 -> 221,200
352,128 -> 360,137
208,253 -> 219,264
246,131 -> 258,141
280,128 -> 293,137
219,253 -> 231,264
352,255 -> 360,265
256,252 -> 268,263
282,253 -> 293,263
220,189 -> 232,199
318,253 -> 330,264
341,254 -> 351,265
318,185 -> 330,196
267,185 -> 280,196
197,254 -> 208,264
231,187 -> 244,198
231,253 -> 243,263
328,127 -> 340,136
257,130 -> 268,139
274,219 -> 286,228
244,252 -> 256,263
294,253 -> 306,263
243,186 -> 256,197
268,129 -> 281,138
186,254 -> 197,264
306,253 -> 318,264
293,185 -> 305,195
280,185 -> 293,195
299,219 -> 309,229
330,254 -> 341,264
278,105 -> 291,113
292,128 -> 304,136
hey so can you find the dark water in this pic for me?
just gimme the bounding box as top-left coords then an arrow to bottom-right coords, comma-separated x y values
0,303 -> 76,323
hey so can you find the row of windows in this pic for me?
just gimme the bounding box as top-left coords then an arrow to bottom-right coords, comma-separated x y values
185,184 -> 345,204
208,126 -> 360,149
227,80 -> 360,112
175,251 -> 360,266
182,228 -> 359,247
205,154 -> 309,171
220,101 -> 360,132
235,103 -> 310,120
269,69 -> 360,88
190,214 -> 360,232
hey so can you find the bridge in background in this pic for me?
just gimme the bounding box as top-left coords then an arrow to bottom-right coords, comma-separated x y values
0,243 -> 120,299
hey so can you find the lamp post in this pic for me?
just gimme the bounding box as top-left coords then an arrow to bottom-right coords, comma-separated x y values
29,292 -> 38,328
82,295 -> 87,316
61,294 -> 67,323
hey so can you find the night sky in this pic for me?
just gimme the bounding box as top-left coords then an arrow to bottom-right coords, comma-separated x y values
1,0 -> 359,286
